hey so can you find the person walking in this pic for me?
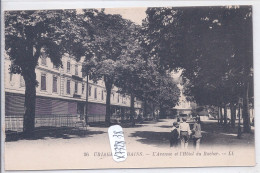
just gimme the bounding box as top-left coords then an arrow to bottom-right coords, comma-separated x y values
192,117 -> 202,151
179,117 -> 191,149
170,122 -> 179,148
116,110 -> 121,124
177,115 -> 181,125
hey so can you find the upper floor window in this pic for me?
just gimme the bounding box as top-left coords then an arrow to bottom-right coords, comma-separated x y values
53,76 -> 57,93
89,85 -> 92,96
94,88 -> 97,99
118,94 -> 120,103
41,74 -> 46,91
67,80 -> 71,94
41,52 -> 47,66
53,64 -> 59,69
20,76 -> 25,87
101,90 -> 104,100
75,65 -> 78,76
89,74 -> 93,80
75,82 -> 78,94
67,61 -> 71,72
9,72 -> 13,82
82,83 -> 85,94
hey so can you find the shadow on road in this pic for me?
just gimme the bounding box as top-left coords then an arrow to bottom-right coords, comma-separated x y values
129,121 -> 255,148
157,125 -> 172,128
140,120 -> 164,125
130,131 -> 171,147
5,126 -> 104,142
200,121 -> 255,147
89,122 -> 145,128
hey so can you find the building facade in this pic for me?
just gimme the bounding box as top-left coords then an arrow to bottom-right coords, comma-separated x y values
4,53 -> 142,122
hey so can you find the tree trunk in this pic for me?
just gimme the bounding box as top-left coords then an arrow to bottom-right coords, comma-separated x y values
151,103 -> 155,120
159,104 -> 165,119
220,107 -> 223,124
217,106 -> 220,124
230,103 -> 236,128
143,97 -> 147,118
23,68 -> 37,137
130,92 -> 135,126
223,105 -> 227,126
243,81 -> 251,133
105,77 -> 113,126
85,75 -> 89,124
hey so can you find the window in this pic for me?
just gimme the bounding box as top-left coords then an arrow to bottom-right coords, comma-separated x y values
88,85 -> 92,96
41,74 -> 46,91
118,94 -> 120,103
20,76 -> 25,87
82,83 -> 85,94
75,65 -> 78,76
94,88 -> 97,99
41,53 -> 47,66
9,72 -> 13,82
75,82 -> 78,94
67,61 -> 70,72
101,90 -> 104,100
53,76 -> 57,93
67,80 -> 71,94
53,64 -> 59,69
89,74 -> 93,80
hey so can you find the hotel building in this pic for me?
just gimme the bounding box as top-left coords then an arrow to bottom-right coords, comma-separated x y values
4,53 -> 142,123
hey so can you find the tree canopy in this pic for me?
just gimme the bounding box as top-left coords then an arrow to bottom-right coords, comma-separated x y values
5,9 -> 96,134
142,6 -> 253,131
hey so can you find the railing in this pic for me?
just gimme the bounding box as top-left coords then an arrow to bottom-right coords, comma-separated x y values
5,114 -> 81,133
87,114 -> 106,123
5,115 -> 23,133
5,114 -> 153,133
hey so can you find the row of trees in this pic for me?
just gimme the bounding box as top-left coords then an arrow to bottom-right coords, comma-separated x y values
5,6 -> 253,135
5,9 -> 180,135
142,6 -> 253,132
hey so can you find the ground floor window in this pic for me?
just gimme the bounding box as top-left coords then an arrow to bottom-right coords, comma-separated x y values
53,76 -> 57,93
41,74 -> 46,91
67,80 -> 71,94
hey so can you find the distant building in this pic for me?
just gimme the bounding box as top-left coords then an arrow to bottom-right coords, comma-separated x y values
170,71 -> 194,116
4,53 -> 142,121
173,84 -> 193,115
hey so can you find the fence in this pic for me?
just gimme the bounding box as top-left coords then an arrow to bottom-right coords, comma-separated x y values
87,114 -> 106,123
5,113 -> 146,133
5,114 -> 81,133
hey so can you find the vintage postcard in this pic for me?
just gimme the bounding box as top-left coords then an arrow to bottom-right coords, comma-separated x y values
3,4 -> 255,171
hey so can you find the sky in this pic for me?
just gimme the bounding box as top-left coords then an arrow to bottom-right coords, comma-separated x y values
105,7 -> 147,25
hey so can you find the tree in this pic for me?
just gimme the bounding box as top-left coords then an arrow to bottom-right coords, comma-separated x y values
5,10 -> 72,135
114,26 -> 146,126
5,9 -> 96,135
82,11 -> 136,125
143,6 -> 253,131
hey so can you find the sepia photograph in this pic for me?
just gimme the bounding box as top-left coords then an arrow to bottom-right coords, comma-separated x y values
3,4 -> 256,171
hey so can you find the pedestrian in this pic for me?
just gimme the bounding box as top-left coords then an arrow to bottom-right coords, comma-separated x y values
179,117 -> 191,149
177,115 -> 180,125
116,110 -> 121,124
170,122 -> 179,148
192,117 -> 202,151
